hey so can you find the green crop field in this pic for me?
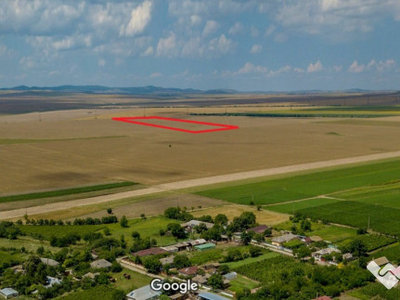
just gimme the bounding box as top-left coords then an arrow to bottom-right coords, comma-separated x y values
0,181 -> 138,204
196,158 -> 400,205
297,201 -> 400,237
338,234 -> 396,252
370,243 -> 400,264
19,224 -> 104,240
332,181 -> 400,209
228,274 -> 260,295
309,226 -> 357,243
266,197 -> 340,214
0,251 -> 20,271
59,286 -> 125,300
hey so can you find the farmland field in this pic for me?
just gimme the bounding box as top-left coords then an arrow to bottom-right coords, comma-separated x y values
2,95 -> 400,197
196,158 -> 400,205
266,197 -> 340,214
296,201 -> 400,237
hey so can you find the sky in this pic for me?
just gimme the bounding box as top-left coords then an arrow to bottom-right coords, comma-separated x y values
1,0 -> 400,91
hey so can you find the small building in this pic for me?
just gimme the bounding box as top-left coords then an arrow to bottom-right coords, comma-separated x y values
198,292 -> 231,300
45,276 -> 62,288
0,288 -> 19,299
312,296 -> 332,300
189,239 -> 207,247
223,272 -> 237,280
90,259 -> 112,269
271,233 -> 299,247
11,265 -> 24,274
83,272 -> 100,280
40,257 -> 60,267
310,236 -> 323,243
301,237 -> 312,244
195,243 -> 216,251
181,220 -> 214,230
192,274 -> 210,285
312,248 -> 341,261
342,253 -> 353,261
174,242 -> 190,251
203,262 -> 220,270
159,256 -> 174,266
374,256 -> 390,267
132,247 -> 168,257
161,245 -> 179,253
178,266 -> 199,277
247,225 -> 269,235
126,285 -> 162,300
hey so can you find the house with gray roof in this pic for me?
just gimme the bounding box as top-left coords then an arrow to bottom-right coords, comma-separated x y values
40,257 -> 60,267
126,285 -> 162,300
0,288 -> 18,299
90,259 -> 112,269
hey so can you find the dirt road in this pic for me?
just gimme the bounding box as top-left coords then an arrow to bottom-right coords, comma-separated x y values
1,150 -> 400,220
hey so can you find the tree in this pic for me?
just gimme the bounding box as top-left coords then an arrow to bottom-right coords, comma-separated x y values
225,249 -> 242,262
240,231 -> 253,245
120,215 -> 128,228
132,231 -> 141,239
349,239 -> 368,257
249,246 -> 262,257
293,245 -> 311,260
168,223 -> 187,239
103,227 -> 111,236
214,214 -> 228,226
107,208 -> 113,214
173,254 -> 191,269
197,215 -> 214,223
111,261 -> 123,272
143,256 -> 162,274
140,213 -> 146,220
36,246 -> 45,255
300,220 -> 312,231
207,273 -> 224,289
219,264 -> 230,275
195,223 -> 208,234
253,233 -> 265,243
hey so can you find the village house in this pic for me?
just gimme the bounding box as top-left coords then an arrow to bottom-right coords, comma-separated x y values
126,285 -> 162,300
271,233 -> 299,247
181,220 -> 214,231
178,266 -> 199,277
40,257 -> 60,267
90,259 -> 112,269
0,288 -> 18,299
312,248 -> 341,261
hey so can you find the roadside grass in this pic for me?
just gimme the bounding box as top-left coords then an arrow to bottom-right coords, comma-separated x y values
111,268 -> 153,292
0,181 -> 138,204
106,217 -> 181,246
223,252 -> 280,269
195,158 -> 400,205
228,274 -> 260,294
18,224 -> 104,240
265,197 -> 340,214
58,286 -> 125,300
0,236 -> 61,253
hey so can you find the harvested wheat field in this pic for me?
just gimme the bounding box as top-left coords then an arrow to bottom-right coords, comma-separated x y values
2,103 -> 400,194
192,204 -> 290,225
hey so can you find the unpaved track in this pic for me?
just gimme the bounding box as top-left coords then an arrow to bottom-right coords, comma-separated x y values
1,150 -> 400,220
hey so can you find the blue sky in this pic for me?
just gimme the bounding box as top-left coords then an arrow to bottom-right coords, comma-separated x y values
1,0 -> 400,91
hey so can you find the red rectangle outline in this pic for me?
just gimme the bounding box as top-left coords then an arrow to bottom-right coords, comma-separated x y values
112,116 -> 239,134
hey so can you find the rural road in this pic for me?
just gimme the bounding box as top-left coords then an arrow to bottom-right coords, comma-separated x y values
1,150 -> 400,220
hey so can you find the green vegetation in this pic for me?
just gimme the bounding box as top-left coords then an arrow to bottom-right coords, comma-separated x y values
348,282 -> 400,300
310,225 -> 357,243
0,181 -> 137,203
370,243 -> 400,264
19,225 -> 104,240
60,286 -> 125,300
339,234 -> 396,252
196,158 -> 400,205
112,269 -> 152,292
189,248 -> 224,265
224,252 -> 279,268
297,201 -> 400,237
191,105 -> 400,119
0,251 -> 20,271
266,197 -> 340,214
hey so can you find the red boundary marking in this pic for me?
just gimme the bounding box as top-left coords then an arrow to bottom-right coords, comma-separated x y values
112,116 -> 239,134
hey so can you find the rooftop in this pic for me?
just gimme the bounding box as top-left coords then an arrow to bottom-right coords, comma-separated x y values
40,257 -> 60,267
179,266 -> 199,276
0,288 -> 18,297
247,225 -> 269,234
272,233 -> 299,243
198,292 -> 231,300
90,259 -> 112,269
126,285 -> 162,300
132,247 -> 168,257
181,220 -> 214,229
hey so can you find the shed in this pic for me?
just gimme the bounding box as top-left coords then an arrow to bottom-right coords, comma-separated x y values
0,288 -> 19,299
178,266 -> 199,276
90,259 -> 112,269
126,285 -> 161,300
195,243 -> 216,251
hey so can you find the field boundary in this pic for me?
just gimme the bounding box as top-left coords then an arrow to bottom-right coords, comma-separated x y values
1,150 -> 400,220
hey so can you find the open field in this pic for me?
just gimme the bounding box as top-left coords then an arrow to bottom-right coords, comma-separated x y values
265,197 -> 340,214
2,98 -> 400,196
191,204 -> 290,225
196,158 -> 400,205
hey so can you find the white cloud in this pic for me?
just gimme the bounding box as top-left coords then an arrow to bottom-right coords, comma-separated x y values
120,1 -> 152,37
19,56 -> 35,69
208,34 -> 233,54
202,20 -> 219,36
307,60 -> 323,73
250,44 -> 262,54
376,59 -> 396,72
265,25 -> 276,37
348,60 -> 364,73
157,32 -> 177,57
182,37 -> 204,57
334,65 -> 343,72
190,15 -> 202,26
235,62 -> 268,75
268,65 -> 292,77
228,22 -> 244,35
141,46 -> 154,56
294,67 -> 305,73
